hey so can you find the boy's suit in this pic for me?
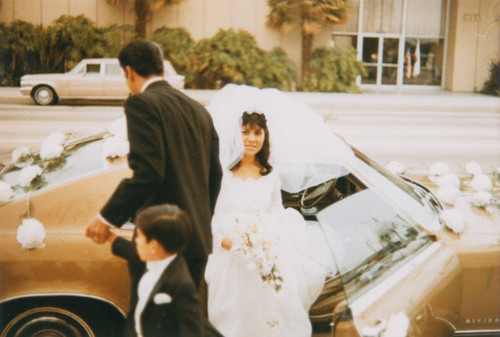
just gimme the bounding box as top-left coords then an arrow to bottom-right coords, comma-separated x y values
112,237 -> 222,337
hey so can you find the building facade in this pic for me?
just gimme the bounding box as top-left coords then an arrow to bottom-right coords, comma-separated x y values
0,0 -> 498,92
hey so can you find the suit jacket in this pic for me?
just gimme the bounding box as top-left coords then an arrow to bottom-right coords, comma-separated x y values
101,81 -> 222,260
112,237 -> 223,337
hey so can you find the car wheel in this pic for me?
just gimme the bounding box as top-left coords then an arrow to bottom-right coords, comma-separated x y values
1,306 -> 95,337
33,85 -> 57,105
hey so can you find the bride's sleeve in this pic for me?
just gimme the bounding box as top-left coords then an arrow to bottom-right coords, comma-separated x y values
211,215 -> 224,250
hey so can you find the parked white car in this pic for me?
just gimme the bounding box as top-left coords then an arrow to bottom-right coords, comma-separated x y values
20,58 -> 185,105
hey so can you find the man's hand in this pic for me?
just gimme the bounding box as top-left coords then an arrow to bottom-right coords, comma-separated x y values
86,216 -> 111,244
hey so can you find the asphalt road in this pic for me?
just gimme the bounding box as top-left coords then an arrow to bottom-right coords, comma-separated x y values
0,91 -> 499,176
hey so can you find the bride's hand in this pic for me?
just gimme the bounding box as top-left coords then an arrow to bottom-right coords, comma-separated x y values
221,237 -> 232,250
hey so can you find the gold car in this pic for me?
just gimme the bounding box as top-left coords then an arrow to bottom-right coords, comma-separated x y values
0,135 -> 498,337
19,58 -> 185,105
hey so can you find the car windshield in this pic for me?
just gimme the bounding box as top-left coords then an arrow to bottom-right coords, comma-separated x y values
283,153 -> 437,302
0,138 -> 108,202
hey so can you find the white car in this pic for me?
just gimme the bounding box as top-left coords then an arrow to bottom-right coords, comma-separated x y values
20,58 -> 185,105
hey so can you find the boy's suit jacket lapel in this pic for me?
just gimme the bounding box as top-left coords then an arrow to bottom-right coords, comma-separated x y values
142,256 -> 180,313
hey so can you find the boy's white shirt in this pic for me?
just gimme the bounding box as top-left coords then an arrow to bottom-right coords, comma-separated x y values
135,253 -> 177,336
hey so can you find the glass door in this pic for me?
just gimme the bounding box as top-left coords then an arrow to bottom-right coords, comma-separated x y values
361,36 -> 400,86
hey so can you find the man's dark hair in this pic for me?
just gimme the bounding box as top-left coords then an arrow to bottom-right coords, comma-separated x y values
118,39 -> 164,77
135,204 -> 192,254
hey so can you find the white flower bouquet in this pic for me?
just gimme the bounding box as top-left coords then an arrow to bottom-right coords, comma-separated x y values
231,218 -> 284,293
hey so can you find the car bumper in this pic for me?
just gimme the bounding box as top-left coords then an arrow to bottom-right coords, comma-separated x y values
19,86 -> 32,96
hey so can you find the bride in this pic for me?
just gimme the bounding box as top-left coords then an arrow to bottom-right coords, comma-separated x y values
205,110 -> 326,337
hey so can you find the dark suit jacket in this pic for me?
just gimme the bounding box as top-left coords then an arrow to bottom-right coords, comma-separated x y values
112,237 -> 222,337
101,80 -> 222,260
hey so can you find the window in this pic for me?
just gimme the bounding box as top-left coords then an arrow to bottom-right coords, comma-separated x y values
105,64 -> 122,76
1,140 -> 108,200
86,64 -> 101,74
363,0 -> 403,34
403,38 -> 444,85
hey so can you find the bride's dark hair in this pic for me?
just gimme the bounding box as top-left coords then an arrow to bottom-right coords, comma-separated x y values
232,111 -> 273,176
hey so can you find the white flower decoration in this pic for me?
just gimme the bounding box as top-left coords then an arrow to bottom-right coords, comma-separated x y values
440,209 -> 464,234
40,132 -> 66,160
465,161 -> 482,175
16,218 -> 46,249
18,165 -> 43,187
102,137 -> 130,158
108,117 -> 128,140
429,162 -> 449,176
436,186 -> 459,206
437,173 -> 460,188
11,146 -> 31,163
382,312 -> 409,337
40,142 -> 64,160
44,131 -> 65,145
386,161 -> 405,175
470,174 -> 492,192
471,191 -> 492,208
0,181 -> 14,202
153,292 -> 172,305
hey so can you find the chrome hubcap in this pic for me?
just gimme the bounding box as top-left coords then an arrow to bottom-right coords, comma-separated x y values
37,89 -> 52,104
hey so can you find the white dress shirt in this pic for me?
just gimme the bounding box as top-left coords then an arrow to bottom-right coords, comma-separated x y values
141,76 -> 164,93
135,254 -> 177,337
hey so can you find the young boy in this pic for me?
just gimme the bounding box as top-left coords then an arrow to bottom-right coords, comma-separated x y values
107,204 -> 221,337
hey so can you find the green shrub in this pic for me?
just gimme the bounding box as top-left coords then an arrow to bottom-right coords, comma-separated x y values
260,48 -> 296,91
0,23 -> 15,86
480,60 -> 499,96
303,46 -> 366,93
99,24 -> 137,58
185,29 -> 295,90
152,27 -> 194,74
50,15 -> 103,70
185,29 -> 264,89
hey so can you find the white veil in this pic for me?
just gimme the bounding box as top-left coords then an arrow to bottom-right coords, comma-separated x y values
207,84 -> 355,193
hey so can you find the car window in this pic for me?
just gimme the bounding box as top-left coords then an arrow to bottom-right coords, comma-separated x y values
105,63 -> 122,76
86,64 -> 101,74
282,159 -> 436,302
0,139 -> 108,201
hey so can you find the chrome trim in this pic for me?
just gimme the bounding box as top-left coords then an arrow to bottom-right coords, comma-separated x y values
435,316 -> 457,331
0,293 -> 126,317
349,242 -> 442,316
454,329 -> 500,334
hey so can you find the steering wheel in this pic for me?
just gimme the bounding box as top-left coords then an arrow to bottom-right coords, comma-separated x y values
300,179 -> 337,209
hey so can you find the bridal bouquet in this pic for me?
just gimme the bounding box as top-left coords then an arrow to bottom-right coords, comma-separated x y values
232,218 -> 283,293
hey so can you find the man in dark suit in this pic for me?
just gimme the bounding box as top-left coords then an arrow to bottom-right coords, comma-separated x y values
86,39 -> 222,287
107,204 -> 222,337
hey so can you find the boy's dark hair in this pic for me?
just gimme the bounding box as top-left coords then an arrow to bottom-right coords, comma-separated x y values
135,204 -> 192,254
118,39 -> 164,77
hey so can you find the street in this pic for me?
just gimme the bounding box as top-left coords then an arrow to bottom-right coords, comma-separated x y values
1,91 -> 499,175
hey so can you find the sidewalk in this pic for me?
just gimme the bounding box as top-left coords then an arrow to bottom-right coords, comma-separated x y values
1,86 -> 499,112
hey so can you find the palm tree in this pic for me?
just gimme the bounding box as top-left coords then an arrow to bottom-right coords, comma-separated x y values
267,0 -> 350,84
106,0 -> 184,38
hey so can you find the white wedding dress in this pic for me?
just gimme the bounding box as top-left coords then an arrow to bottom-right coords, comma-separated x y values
205,169 -> 326,337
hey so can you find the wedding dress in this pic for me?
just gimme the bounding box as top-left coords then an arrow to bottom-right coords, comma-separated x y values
205,169 -> 326,337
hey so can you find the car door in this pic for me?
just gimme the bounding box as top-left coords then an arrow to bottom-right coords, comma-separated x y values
66,62 -> 104,98
283,158 -> 462,336
102,62 -> 128,98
